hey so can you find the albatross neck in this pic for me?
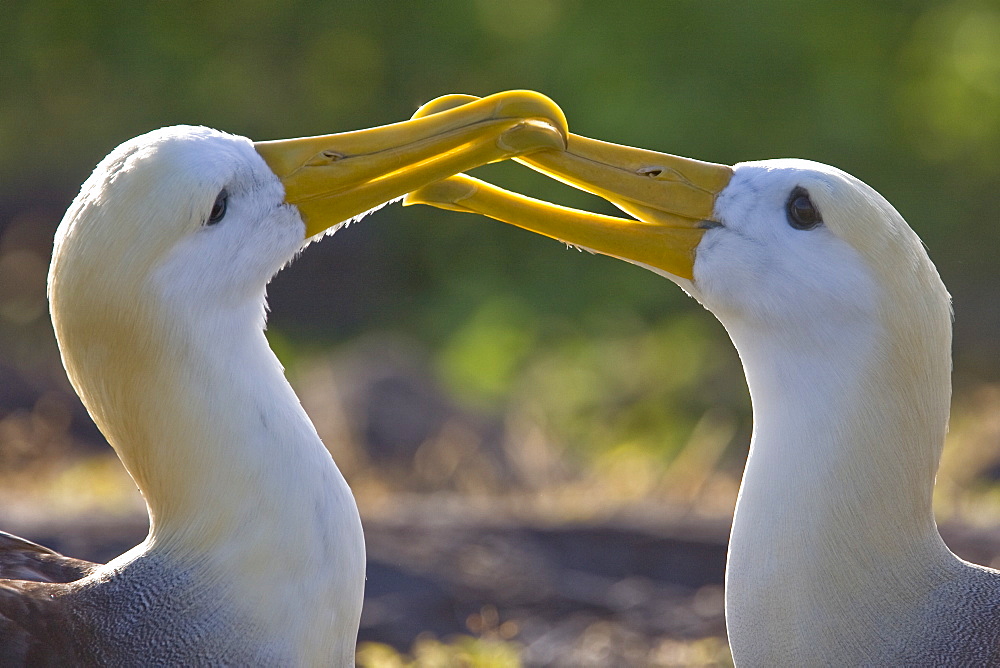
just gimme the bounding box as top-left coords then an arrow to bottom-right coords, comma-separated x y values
58,286 -> 365,603
58,289 -> 366,663
139,302 -> 359,553
721,306 -> 957,660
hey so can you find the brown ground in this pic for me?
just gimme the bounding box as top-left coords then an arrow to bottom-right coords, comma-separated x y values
6,507 -> 1000,667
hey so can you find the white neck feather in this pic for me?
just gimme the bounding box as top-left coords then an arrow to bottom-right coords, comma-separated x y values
57,281 -> 365,664
723,302 -> 957,662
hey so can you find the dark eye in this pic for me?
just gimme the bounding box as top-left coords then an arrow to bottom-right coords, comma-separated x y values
786,186 -> 822,230
206,190 -> 228,226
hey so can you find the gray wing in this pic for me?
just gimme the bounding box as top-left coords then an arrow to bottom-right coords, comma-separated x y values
0,579 -> 93,666
0,531 -> 98,583
0,532 -> 97,666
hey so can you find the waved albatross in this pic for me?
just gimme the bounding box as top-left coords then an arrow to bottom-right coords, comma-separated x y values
406,94 -> 1000,665
0,90 -> 567,666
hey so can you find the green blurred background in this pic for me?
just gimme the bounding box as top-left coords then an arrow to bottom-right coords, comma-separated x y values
1,1 -> 999,663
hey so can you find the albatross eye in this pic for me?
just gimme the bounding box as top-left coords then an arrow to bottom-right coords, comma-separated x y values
206,190 -> 228,226
786,187 -> 822,230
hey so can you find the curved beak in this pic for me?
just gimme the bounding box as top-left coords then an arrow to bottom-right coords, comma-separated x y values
402,94 -> 732,279
254,90 -> 568,238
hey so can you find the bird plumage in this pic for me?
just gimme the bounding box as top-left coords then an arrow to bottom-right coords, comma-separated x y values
0,90 -> 569,665
405,105 -> 1000,664
16,125 -> 367,666
700,160 -> 984,664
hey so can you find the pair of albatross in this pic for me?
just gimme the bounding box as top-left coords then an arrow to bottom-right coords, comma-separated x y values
403,95 -> 1000,665
1,87 -> 995,665
0,91 -> 568,666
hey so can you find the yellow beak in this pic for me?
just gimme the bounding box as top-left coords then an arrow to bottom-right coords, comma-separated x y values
254,90 -> 568,238
402,94 -> 732,279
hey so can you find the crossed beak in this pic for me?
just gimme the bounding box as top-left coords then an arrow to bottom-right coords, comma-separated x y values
254,90 -> 568,238
403,94 -> 732,280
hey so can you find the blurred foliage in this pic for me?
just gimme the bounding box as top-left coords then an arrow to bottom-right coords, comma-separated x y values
357,635 -> 521,668
355,632 -> 733,668
1,0 -> 999,486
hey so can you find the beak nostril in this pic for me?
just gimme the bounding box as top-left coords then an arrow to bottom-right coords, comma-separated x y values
322,150 -> 345,161
637,166 -> 662,177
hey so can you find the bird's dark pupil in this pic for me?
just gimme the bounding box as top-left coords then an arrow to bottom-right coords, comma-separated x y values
786,187 -> 821,230
794,198 -> 812,219
207,190 -> 227,225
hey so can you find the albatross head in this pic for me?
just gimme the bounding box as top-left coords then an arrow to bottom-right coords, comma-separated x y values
50,127 -> 300,325
47,93 -> 567,495
685,159 -> 951,345
50,91 -> 569,327
403,95 -> 950,358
